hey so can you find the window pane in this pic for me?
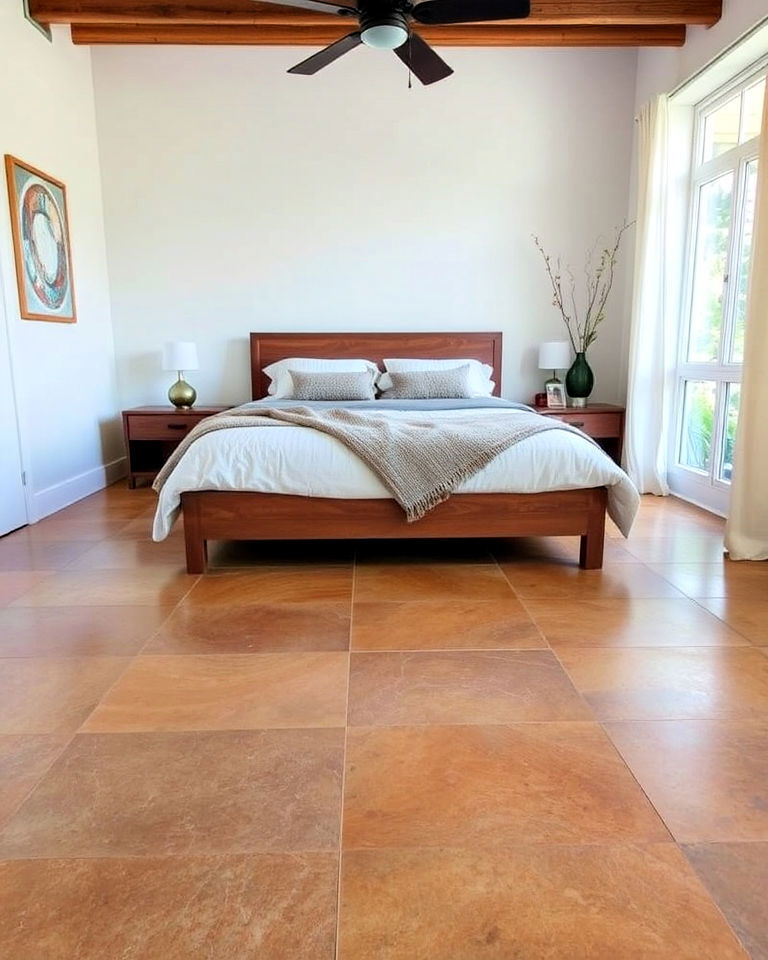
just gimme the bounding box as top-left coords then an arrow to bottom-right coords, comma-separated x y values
731,159 -> 758,363
740,78 -> 766,143
719,382 -> 741,482
687,173 -> 733,362
679,380 -> 716,473
702,95 -> 740,161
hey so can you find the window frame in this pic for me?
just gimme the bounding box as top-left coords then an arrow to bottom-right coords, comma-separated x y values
669,60 -> 766,513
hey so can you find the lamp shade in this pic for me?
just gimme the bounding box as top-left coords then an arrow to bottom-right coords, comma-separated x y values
163,340 -> 199,372
538,341 -> 571,371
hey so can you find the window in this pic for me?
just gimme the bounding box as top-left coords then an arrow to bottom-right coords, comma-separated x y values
669,67 -> 766,514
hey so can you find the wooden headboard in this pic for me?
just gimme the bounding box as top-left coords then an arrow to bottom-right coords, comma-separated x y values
249,331 -> 503,400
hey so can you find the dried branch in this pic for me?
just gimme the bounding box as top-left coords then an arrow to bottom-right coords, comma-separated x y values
533,221 -> 633,354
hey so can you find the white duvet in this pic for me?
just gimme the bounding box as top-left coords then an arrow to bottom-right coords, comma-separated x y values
152,402 -> 639,540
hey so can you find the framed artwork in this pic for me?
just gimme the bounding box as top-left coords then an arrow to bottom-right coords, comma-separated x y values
4,155 -> 76,323
545,382 -> 566,409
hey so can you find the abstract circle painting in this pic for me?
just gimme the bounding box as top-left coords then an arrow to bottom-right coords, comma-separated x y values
21,182 -> 69,310
4,155 -> 76,322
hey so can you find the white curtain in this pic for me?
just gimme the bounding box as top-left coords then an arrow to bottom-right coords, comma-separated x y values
725,91 -> 768,561
624,94 -> 674,495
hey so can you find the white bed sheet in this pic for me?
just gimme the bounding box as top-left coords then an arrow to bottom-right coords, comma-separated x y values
152,406 -> 639,541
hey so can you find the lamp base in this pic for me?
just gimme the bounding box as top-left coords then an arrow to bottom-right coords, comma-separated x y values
168,377 -> 197,409
569,397 -> 587,408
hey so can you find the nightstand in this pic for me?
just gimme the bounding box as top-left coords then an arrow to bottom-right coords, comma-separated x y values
122,405 -> 233,488
537,403 -> 625,465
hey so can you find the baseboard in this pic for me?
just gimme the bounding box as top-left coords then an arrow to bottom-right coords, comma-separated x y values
29,457 -> 128,522
668,490 -> 728,520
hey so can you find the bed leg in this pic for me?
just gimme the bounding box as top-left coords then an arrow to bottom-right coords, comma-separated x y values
579,489 -> 607,570
182,495 -> 207,574
185,534 -> 207,575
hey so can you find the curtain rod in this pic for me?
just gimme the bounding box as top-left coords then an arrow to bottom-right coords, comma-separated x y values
669,14 -> 768,99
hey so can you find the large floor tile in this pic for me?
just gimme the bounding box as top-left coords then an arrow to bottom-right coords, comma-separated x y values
0,606 -> 173,657
606,719 -> 768,842
648,561 -> 768,599
348,651 -> 590,726
0,572 -> 53,607
499,561 -> 684,600
698,597 -> 768,645
0,538 -> 93,571
0,853 -> 338,960
343,723 -> 669,849
9,567 -> 197,607
52,493 -> 150,522
351,598 -> 543,650
525,597 -> 746,648
22,518 -> 135,541
354,562 -> 514,602
558,647 -> 768,720
0,729 -> 343,859
623,537 -> 726,564
185,567 -> 352,605
83,653 -> 349,731
0,736 -> 68,827
339,845 -> 747,960
146,601 -> 351,653
685,843 -> 768,960
0,657 -> 129,734
67,537 -> 190,569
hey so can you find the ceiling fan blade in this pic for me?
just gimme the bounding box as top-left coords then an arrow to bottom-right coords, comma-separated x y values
287,31 -> 363,74
253,0 -> 358,16
412,0 -> 529,24
394,32 -> 453,85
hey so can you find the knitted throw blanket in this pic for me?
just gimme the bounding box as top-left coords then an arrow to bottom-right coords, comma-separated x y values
153,405 -> 592,522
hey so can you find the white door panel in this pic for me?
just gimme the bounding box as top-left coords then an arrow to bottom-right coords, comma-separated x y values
0,284 -> 27,537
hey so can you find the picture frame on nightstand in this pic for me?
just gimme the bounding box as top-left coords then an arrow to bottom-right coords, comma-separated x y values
545,383 -> 566,409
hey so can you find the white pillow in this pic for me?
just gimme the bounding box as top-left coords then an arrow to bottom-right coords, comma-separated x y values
379,358 -> 495,398
263,357 -> 379,398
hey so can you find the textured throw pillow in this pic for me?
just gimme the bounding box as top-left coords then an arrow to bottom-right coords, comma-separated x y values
288,368 -> 377,401
379,358 -> 495,397
263,357 -> 379,398
382,365 -> 472,400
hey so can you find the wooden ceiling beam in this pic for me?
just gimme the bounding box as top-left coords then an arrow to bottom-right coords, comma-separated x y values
70,22 -> 687,44
32,0 -> 721,27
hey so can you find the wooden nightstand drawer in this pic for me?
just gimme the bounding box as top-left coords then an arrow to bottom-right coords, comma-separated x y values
127,415 -> 203,441
559,412 -> 622,438
537,403 -> 625,465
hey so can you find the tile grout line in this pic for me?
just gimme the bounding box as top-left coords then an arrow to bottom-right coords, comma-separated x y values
0,731 -> 77,836
334,550 -> 356,960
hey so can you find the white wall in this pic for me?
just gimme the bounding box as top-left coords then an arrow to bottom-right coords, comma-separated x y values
0,11 -> 122,519
92,45 -> 637,407
635,0 -> 768,105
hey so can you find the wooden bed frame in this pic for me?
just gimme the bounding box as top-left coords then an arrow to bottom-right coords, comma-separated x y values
180,331 -> 607,573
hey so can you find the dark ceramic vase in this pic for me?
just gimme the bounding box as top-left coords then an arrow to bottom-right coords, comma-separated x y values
565,352 -> 594,407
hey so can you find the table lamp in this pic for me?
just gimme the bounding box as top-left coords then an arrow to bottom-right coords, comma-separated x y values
538,341 -> 571,387
163,340 -> 199,409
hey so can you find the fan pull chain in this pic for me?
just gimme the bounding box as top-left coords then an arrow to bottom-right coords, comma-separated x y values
407,30 -> 412,89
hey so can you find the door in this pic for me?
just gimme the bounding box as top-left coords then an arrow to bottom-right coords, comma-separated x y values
0,278 -> 27,536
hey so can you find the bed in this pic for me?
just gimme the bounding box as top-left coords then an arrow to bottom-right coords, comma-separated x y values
154,331 -> 638,573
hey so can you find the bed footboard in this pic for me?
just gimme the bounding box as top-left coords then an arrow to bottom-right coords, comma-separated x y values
180,487 -> 608,574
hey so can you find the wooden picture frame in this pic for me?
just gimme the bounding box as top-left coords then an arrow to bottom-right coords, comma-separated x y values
4,155 -> 76,323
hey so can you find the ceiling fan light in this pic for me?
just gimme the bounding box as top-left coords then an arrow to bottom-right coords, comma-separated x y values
361,22 -> 408,48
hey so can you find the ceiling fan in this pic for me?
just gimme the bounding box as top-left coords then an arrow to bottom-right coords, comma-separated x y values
257,0 -> 531,85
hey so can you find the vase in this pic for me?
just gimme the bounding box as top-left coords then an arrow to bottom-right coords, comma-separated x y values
565,352 -> 594,407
